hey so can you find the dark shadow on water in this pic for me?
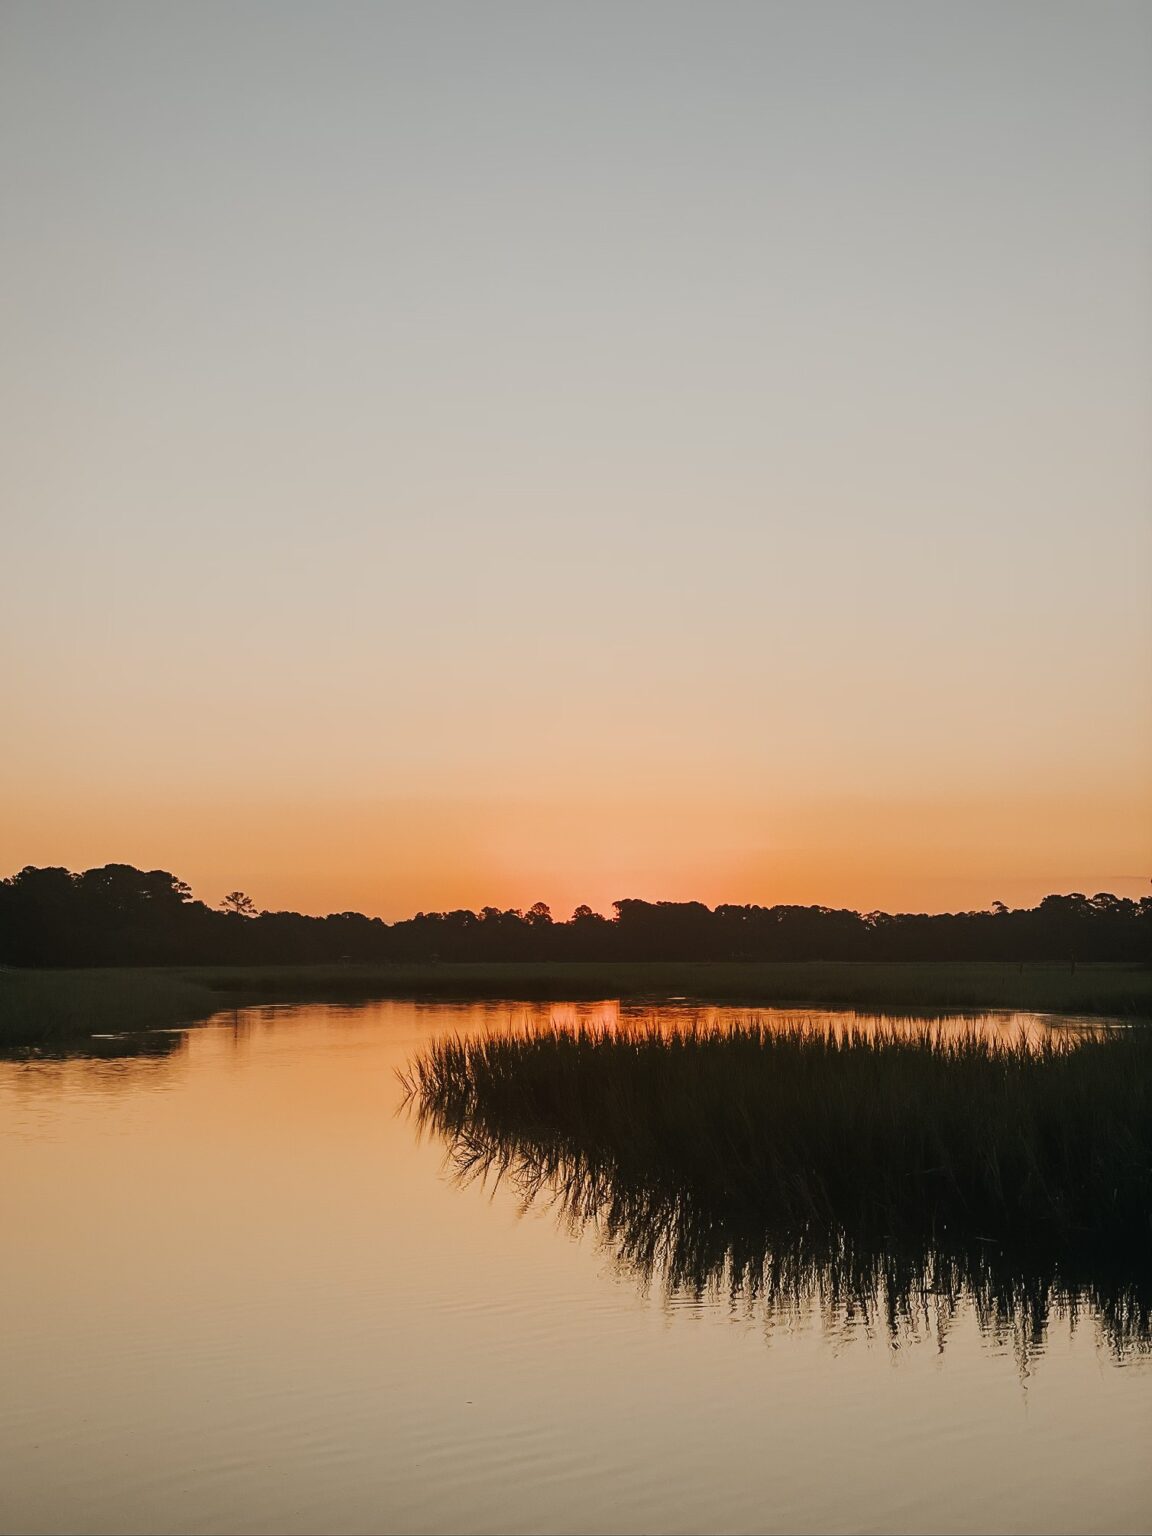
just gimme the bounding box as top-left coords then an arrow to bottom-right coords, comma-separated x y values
403,1022 -> 1152,1364
2,1028 -> 189,1063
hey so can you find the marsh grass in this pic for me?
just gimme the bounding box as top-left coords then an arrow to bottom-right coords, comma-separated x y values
403,1021 -> 1152,1357
196,960 -> 1151,1015
0,968 -> 216,1053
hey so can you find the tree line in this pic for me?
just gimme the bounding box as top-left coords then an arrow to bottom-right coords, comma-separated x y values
0,863 -> 1148,967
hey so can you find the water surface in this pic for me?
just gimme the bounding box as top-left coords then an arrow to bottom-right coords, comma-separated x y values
1,1001 -> 1149,1535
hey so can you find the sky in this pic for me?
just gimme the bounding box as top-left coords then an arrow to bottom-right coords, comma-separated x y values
2,0 -> 1150,919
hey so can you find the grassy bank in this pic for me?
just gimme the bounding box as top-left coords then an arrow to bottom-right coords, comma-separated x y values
2,959 -> 1148,1051
188,959 -> 1151,1016
0,968 -> 218,1051
404,1021 -> 1152,1353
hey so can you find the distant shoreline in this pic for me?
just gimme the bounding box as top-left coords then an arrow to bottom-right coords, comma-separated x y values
2,959 -> 1149,1052
5,867 -> 1149,971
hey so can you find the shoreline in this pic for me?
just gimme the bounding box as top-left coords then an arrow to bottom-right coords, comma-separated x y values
2,959 -> 1149,1051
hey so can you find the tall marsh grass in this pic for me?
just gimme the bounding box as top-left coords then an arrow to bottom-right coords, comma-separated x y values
403,1020 -> 1152,1356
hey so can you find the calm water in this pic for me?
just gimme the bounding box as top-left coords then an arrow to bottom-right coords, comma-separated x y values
1,1000 -> 1149,1536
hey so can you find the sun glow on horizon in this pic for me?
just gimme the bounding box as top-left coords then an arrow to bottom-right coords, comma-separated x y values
1,3 -> 1149,917
2,776 -> 1147,921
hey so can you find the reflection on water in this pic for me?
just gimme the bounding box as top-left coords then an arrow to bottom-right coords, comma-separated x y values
4,997 -> 1106,1074
11,1029 -> 188,1063
413,1087 -> 1151,1371
1,1000 -> 1150,1536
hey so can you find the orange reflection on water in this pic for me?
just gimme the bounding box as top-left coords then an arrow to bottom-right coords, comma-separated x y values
1,1001 -> 1149,1536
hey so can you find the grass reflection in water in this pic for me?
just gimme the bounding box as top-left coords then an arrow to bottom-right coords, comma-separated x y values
402,1019 -> 1152,1362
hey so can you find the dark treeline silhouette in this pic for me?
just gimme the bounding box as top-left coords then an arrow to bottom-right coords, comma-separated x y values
0,863 -> 1148,968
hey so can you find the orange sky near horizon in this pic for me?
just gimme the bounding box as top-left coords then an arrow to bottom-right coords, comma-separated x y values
2,4 -> 1150,921
2,776 -> 1148,920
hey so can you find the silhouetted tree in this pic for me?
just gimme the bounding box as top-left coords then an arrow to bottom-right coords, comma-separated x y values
0,863 -> 1148,968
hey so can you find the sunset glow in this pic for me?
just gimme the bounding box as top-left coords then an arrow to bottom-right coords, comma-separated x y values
2,2 -> 1149,917
4,9 -> 1152,1535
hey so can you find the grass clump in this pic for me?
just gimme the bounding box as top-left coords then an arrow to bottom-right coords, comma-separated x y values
403,1021 -> 1152,1357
